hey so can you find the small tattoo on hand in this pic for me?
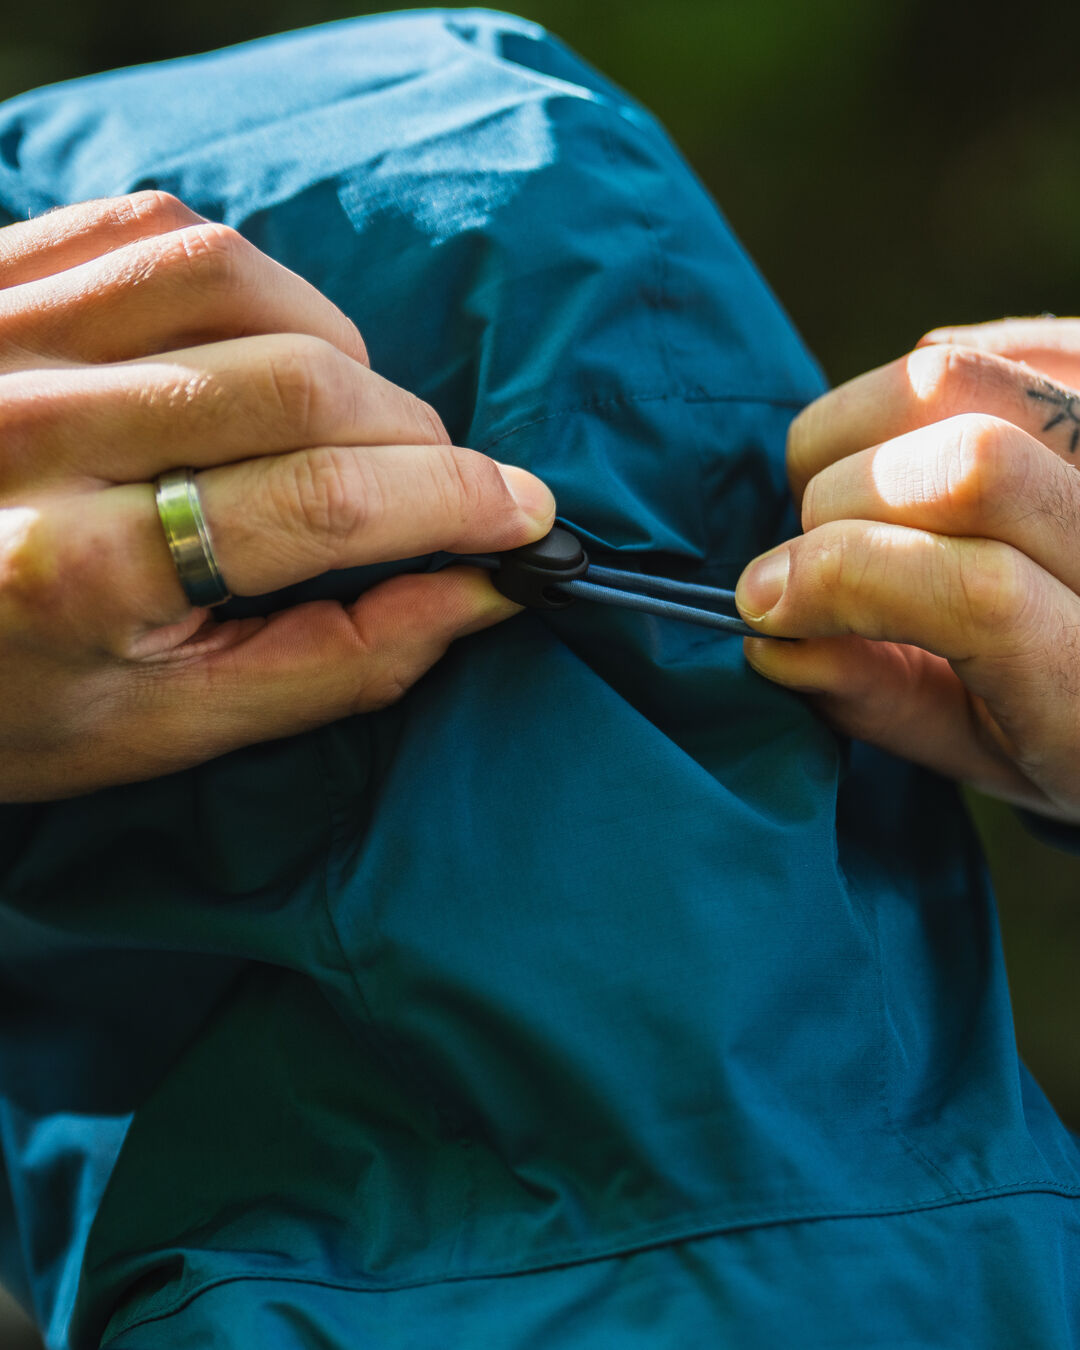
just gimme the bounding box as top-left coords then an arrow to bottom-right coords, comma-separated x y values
1028,384 -> 1080,453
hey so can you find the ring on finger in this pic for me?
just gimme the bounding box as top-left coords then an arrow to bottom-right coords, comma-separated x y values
154,467 -> 231,607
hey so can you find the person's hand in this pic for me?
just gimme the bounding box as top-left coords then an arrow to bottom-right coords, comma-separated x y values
735,318 -> 1080,824
0,193 -> 555,801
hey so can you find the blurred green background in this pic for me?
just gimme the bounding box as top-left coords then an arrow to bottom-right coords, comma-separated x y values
0,0 -> 1078,1290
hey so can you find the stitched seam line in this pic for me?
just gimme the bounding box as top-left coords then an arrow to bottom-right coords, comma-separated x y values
103,1180 -> 1080,1339
855,847 -> 962,1193
592,110 -> 719,562
596,112 -> 677,394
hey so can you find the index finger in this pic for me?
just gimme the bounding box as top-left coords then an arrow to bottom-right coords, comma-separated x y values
787,343 -> 1080,506
736,519 -> 1080,814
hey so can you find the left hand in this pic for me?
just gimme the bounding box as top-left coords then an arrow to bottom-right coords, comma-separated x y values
0,194 -> 556,801
735,319 -> 1080,824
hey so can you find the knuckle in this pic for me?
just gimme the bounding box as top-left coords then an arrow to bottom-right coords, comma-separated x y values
261,336 -> 390,447
341,318 -> 370,368
942,412 -> 1021,516
905,342 -> 984,413
347,609 -> 429,713
358,661 -> 414,712
261,334 -> 337,434
951,539 -> 1034,634
806,526 -> 860,597
170,221 -> 250,295
285,446 -> 375,558
110,190 -> 197,234
432,447 -> 505,540
354,369 -> 450,447
411,396 -> 451,446
801,525 -> 889,636
312,338 -> 379,439
916,325 -> 954,348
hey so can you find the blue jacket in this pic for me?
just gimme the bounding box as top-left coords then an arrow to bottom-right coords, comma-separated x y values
0,12 -> 1078,1348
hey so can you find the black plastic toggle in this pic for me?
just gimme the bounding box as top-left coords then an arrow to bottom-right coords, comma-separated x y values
492,527 -> 590,609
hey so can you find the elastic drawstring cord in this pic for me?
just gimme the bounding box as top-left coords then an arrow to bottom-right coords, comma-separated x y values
461,526 -> 783,640
555,577 -> 757,637
583,565 -> 741,606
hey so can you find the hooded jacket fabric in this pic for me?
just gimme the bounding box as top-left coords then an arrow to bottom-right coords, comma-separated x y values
0,12 -> 1078,1349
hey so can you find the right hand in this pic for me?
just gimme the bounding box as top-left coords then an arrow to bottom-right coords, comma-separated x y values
0,192 -> 555,801
737,319 -> 1080,824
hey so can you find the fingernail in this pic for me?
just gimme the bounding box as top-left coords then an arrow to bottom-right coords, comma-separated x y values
736,547 -> 790,621
497,462 -> 556,525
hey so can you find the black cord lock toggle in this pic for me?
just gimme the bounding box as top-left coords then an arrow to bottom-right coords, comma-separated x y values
487,524 -> 782,638
492,527 -> 589,609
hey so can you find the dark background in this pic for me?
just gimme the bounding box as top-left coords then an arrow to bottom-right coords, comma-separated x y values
3,4 -> 1080,1340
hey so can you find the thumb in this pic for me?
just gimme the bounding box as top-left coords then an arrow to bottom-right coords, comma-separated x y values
145,566 -> 518,768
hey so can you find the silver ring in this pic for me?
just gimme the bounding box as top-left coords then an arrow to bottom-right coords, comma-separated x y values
154,468 -> 231,607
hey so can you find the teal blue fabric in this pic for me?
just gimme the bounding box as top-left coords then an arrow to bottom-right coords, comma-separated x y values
0,11 -> 1078,1349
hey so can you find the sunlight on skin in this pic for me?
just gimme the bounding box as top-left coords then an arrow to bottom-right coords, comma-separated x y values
788,342 -> 1080,507
737,332 -> 1080,821
867,428 -> 969,511
0,508 -> 42,588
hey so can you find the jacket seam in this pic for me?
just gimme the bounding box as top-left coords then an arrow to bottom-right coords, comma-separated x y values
101,1179 -> 1080,1339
